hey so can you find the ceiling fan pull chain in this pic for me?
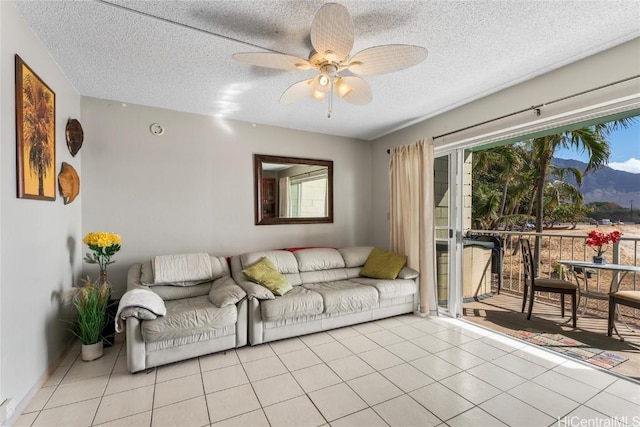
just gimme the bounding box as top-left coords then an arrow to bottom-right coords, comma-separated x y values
328,78 -> 334,118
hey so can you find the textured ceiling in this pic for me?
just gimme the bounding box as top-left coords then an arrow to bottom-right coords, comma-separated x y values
12,1 -> 640,140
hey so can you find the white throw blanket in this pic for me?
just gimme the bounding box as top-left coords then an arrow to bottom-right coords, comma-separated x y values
153,253 -> 212,284
115,289 -> 167,333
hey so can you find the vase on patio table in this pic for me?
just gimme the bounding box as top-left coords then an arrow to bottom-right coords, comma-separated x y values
99,269 -> 108,286
593,256 -> 606,264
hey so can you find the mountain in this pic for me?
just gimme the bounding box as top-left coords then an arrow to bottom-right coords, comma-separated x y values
551,158 -> 640,207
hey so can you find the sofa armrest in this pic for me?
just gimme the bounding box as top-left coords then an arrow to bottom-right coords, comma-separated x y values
234,279 -> 275,301
398,266 -> 419,280
126,317 -> 147,373
209,275 -> 247,307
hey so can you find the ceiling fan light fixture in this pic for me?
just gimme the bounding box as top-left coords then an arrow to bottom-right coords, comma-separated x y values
334,78 -> 352,99
312,89 -> 326,102
314,72 -> 331,92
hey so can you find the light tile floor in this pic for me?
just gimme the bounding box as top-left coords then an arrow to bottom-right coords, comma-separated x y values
12,315 -> 640,427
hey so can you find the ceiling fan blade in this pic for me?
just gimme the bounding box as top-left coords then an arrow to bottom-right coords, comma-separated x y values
280,78 -> 319,104
233,52 -> 312,71
347,44 -> 427,75
310,3 -> 354,62
333,76 -> 372,105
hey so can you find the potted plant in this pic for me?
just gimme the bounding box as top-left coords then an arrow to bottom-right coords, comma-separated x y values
586,229 -> 622,264
67,278 -> 111,361
83,231 -> 121,346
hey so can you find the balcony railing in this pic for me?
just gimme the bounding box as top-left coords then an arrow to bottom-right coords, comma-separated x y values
466,229 -> 640,322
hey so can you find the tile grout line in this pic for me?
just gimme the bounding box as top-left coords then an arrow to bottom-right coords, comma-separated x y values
268,338 -> 329,426
197,356 -> 212,427
92,339 -> 135,426
234,348 -> 274,426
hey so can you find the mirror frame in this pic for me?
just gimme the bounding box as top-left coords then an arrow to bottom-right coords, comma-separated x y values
254,154 -> 334,225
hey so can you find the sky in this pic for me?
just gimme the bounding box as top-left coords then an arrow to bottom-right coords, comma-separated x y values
554,118 -> 640,173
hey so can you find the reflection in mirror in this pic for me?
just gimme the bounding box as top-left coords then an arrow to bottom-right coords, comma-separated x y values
255,154 -> 333,225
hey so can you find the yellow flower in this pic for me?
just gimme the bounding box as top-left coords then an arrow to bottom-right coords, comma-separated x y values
83,232 -> 121,248
83,231 -> 122,272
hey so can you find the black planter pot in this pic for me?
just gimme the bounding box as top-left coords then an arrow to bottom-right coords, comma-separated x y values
102,299 -> 119,347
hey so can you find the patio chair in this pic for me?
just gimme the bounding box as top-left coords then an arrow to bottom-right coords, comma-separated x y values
520,239 -> 578,327
608,291 -> 640,337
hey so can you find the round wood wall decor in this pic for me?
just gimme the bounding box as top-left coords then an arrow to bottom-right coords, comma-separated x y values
65,118 -> 84,156
58,162 -> 80,204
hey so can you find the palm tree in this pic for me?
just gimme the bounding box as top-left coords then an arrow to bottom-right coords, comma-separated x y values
22,73 -> 54,197
529,118 -> 635,267
473,145 -> 523,219
546,165 -> 584,211
472,184 -> 500,229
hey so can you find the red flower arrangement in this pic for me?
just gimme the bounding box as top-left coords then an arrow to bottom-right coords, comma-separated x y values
586,230 -> 622,257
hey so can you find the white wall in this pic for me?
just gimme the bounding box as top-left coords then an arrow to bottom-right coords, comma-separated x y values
370,38 -> 640,248
0,1 -> 81,410
0,0 -> 4,405
80,98 -> 372,298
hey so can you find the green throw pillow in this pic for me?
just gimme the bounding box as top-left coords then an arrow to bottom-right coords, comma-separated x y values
360,247 -> 407,280
242,257 -> 292,296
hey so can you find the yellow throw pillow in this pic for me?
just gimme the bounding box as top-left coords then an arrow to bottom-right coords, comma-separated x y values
242,257 -> 292,296
360,247 -> 407,280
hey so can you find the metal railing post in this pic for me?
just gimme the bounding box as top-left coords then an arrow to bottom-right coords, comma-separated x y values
612,241 -> 620,265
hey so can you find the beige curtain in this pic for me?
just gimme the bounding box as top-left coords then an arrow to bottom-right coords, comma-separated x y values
389,139 -> 437,314
278,177 -> 290,218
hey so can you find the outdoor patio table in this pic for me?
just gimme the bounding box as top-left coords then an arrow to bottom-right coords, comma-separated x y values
559,260 -> 640,339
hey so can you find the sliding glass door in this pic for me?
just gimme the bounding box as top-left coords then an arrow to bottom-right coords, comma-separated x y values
434,150 -> 462,316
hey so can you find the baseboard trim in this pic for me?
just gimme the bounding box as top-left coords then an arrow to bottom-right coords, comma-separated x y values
2,337 -> 77,426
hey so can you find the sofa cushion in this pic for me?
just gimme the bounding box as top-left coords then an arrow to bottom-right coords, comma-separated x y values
150,282 -> 212,301
294,248 -> 345,271
339,246 -> 374,268
153,253 -> 213,284
240,250 -> 302,285
241,250 -> 299,274
141,295 -> 237,343
397,266 -> 419,280
140,256 -> 230,286
243,257 -> 292,296
260,286 -> 324,322
302,281 -> 379,314
351,278 -> 418,300
360,248 -> 407,280
300,269 -> 349,285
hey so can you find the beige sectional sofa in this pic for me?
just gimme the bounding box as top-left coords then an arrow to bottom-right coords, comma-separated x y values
124,254 -> 247,373
230,246 -> 419,345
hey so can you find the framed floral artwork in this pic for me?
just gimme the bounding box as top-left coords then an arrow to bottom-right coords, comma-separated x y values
15,54 -> 56,201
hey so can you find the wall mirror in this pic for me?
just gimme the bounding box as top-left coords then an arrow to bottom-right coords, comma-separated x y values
254,154 -> 333,225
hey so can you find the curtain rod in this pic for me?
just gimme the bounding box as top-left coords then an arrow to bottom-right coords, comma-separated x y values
386,74 -> 639,154
289,168 -> 327,179
431,75 -> 640,141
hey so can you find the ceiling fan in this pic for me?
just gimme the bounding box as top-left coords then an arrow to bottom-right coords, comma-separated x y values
233,3 -> 427,117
